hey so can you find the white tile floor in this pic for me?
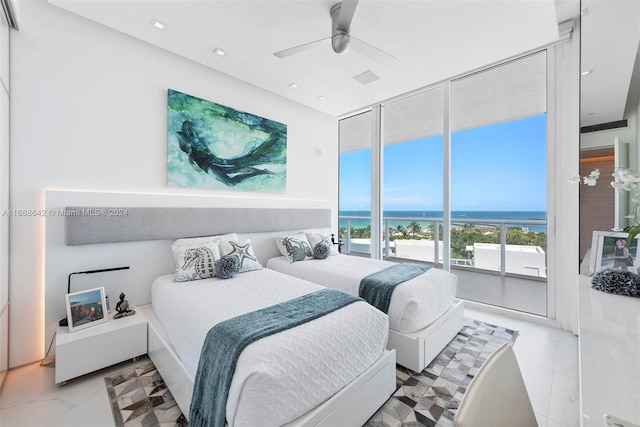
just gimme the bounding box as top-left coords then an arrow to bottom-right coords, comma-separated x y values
463,306 -> 580,427
0,305 -> 579,427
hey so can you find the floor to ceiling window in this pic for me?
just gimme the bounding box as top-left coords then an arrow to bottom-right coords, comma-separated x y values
339,111 -> 372,255
450,52 -> 547,316
382,87 -> 444,264
339,51 -> 548,316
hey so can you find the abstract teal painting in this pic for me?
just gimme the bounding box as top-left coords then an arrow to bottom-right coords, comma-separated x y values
167,89 -> 287,192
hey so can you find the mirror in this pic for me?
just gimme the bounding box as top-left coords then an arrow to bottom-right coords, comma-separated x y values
579,0 -> 640,261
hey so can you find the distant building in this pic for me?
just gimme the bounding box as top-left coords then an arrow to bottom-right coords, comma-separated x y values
472,243 -> 546,277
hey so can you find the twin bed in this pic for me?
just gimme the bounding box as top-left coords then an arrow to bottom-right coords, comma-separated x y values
267,252 -> 463,372
146,268 -> 394,426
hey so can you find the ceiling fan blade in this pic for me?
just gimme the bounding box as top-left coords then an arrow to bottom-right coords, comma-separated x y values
337,0 -> 359,31
274,38 -> 330,59
350,37 -> 396,64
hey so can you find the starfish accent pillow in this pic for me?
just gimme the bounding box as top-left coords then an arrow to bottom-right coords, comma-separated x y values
219,238 -> 262,273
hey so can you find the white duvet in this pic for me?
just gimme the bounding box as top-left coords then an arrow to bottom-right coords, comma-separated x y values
151,269 -> 388,427
267,255 -> 457,333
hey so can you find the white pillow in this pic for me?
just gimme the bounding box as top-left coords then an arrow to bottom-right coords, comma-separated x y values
172,233 -> 238,246
171,240 -> 221,282
306,232 -> 340,256
275,232 -> 314,263
219,238 -> 262,272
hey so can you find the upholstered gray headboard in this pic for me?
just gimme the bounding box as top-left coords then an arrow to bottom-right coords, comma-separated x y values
65,207 -> 332,245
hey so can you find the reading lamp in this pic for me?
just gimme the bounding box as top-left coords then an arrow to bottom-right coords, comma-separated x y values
59,266 -> 130,327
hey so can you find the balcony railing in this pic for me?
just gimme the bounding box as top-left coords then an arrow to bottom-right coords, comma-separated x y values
339,215 -> 547,277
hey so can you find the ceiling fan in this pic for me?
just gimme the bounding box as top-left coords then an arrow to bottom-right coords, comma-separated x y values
273,0 -> 396,64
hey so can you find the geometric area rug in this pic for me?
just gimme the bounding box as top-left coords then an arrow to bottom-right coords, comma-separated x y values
104,317 -> 517,427
104,362 -> 188,427
364,318 -> 519,427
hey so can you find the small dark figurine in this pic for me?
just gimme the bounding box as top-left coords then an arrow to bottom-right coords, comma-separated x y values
113,292 -> 136,319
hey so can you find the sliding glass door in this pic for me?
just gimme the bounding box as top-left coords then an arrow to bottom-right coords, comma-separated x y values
450,52 -> 548,316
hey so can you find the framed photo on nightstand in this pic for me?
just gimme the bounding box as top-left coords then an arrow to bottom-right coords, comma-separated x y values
590,231 -> 640,276
65,287 -> 108,332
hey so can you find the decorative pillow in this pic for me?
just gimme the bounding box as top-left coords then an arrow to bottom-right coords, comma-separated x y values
215,255 -> 240,279
591,268 -> 640,297
219,238 -> 262,273
172,233 -> 238,246
275,232 -> 314,263
171,240 -> 221,282
313,241 -> 331,260
306,232 -> 340,256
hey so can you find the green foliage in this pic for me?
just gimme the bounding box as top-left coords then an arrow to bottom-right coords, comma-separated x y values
625,224 -> 640,244
341,223 -> 547,258
407,221 -> 422,236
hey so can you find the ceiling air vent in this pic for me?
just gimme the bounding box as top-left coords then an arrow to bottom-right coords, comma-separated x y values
353,70 -> 380,85
581,119 -> 628,134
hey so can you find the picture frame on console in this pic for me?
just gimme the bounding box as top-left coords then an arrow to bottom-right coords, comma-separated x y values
590,231 -> 639,276
65,287 -> 108,332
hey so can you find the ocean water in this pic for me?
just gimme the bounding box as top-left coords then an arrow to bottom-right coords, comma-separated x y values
339,210 -> 547,233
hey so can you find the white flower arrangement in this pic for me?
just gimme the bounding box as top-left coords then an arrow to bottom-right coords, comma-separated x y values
568,168 -> 600,186
611,168 -> 640,204
575,167 -> 640,240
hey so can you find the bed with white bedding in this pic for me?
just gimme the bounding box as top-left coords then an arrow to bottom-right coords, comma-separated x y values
267,251 -> 464,373
149,268 -> 394,426
267,254 -> 457,333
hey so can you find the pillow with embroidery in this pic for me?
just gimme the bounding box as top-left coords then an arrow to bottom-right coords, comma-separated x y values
306,232 -> 340,256
171,240 -> 221,282
219,238 -> 262,273
275,232 -> 314,263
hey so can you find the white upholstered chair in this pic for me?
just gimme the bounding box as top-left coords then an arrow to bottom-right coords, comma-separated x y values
454,343 -> 537,427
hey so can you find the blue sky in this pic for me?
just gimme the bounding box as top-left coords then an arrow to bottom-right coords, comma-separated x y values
339,114 -> 547,212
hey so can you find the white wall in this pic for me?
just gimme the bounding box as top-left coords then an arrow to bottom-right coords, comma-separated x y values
0,4 -> 10,387
10,1 -> 337,367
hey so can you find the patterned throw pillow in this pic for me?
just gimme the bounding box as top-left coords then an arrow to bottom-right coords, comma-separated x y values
275,233 -> 314,263
171,240 -> 221,282
219,238 -> 262,273
306,232 -> 339,256
313,242 -> 331,259
215,255 -> 241,279
591,268 -> 640,297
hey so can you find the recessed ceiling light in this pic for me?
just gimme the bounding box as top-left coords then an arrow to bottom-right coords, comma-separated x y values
151,19 -> 167,30
213,48 -> 226,57
317,96 -> 327,101
581,69 -> 593,76
289,83 -> 299,89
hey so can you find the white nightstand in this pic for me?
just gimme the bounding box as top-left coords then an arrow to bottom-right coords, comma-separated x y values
55,310 -> 147,384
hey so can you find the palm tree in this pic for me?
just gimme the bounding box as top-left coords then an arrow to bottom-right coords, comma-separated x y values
395,224 -> 406,237
408,221 -> 422,238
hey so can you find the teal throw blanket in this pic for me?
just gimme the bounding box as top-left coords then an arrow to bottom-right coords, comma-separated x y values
359,263 -> 430,313
189,288 -> 361,427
